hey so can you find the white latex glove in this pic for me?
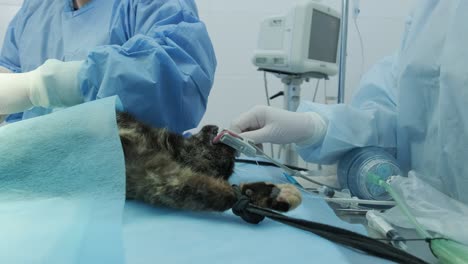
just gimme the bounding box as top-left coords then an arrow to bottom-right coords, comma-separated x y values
230,105 -> 327,146
0,59 -> 84,115
0,67 -> 11,121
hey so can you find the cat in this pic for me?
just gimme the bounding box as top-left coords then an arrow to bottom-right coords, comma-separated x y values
117,112 -> 302,212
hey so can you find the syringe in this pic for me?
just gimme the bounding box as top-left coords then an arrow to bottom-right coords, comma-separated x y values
366,210 -> 408,251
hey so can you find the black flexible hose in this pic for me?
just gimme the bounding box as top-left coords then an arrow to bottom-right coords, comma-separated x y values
231,186 -> 427,264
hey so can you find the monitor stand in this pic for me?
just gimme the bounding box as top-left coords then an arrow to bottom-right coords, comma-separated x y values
259,69 -> 329,167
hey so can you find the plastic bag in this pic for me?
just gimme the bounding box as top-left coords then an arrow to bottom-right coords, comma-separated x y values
378,171 -> 468,245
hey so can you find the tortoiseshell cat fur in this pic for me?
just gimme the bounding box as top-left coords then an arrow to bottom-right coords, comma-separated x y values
118,112 -> 302,212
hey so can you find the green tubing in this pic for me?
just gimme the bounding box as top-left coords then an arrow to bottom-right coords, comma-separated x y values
367,173 -> 431,238
431,239 -> 468,264
367,173 -> 468,264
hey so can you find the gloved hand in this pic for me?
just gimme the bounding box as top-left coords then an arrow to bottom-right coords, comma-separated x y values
0,67 -> 10,121
0,59 -> 84,115
230,105 -> 327,146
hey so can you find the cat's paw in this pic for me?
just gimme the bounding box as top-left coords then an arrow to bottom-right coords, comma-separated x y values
240,182 -> 302,212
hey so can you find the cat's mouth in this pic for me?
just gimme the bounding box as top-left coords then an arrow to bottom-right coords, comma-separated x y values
206,126 -> 238,156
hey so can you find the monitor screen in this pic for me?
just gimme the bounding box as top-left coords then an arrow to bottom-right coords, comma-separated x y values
308,9 -> 340,63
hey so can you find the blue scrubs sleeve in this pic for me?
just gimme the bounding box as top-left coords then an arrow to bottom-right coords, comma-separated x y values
78,0 -> 216,134
297,55 -> 399,164
0,7 -> 23,73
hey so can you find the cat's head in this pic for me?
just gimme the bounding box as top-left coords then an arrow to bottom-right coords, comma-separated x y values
180,125 -> 236,179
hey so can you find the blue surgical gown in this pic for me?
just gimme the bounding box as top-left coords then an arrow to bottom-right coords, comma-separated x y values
297,0 -> 468,203
0,0 -> 216,134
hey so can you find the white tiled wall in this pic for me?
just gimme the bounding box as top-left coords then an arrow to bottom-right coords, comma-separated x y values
0,0 -> 416,130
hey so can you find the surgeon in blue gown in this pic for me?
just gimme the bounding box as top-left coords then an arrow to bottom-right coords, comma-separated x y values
0,0 -> 216,134
231,0 -> 468,204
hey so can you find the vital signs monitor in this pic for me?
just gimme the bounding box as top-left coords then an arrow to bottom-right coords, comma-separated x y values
253,1 -> 341,75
